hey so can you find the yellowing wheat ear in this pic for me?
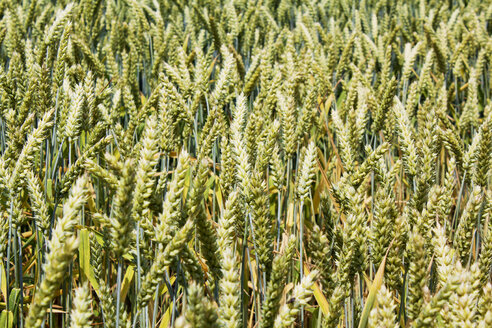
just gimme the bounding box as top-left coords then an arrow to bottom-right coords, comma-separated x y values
26,175 -> 88,328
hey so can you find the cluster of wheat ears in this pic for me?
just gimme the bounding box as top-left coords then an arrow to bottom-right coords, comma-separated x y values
0,0 -> 490,327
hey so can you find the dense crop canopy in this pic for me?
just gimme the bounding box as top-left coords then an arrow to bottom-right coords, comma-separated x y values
0,0 -> 490,327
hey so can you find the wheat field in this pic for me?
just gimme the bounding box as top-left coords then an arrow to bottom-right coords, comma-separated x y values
0,0 -> 490,327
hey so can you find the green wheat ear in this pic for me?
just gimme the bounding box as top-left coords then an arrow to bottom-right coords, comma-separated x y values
69,283 -> 92,328
273,270 -> 318,328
